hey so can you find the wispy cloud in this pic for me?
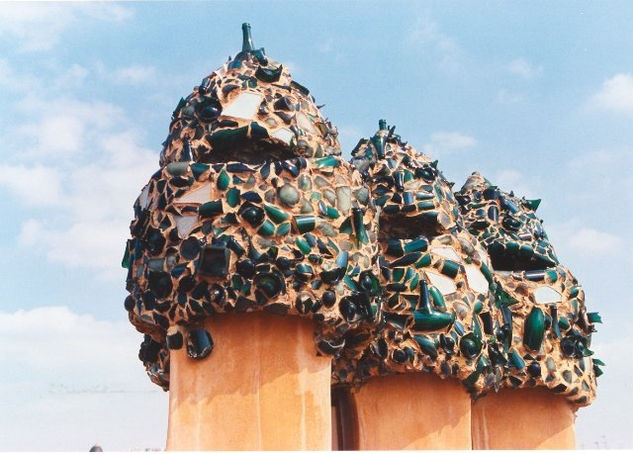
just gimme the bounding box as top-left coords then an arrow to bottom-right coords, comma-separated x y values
0,164 -> 63,207
505,58 -> 542,80
421,131 -> 477,156
409,17 -> 463,72
0,3 -> 133,52
588,73 -> 633,115
0,306 -> 166,450
547,219 -> 624,257
110,65 -> 157,85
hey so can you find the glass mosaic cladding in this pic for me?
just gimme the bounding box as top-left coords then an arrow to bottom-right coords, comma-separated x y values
122,24 -> 601,407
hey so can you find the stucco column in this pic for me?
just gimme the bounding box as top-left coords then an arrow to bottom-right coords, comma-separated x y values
472,388 -> 576,449
352,373 -> 472,450
166,312 -> 332,450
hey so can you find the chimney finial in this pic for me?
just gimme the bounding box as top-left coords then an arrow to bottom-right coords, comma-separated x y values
242,23 -> 254,52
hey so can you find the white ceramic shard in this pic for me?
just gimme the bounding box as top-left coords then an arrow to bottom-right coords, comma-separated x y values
174,183 -> 211,204
139,185 -> 151,209
534,286 -> 562,304
426,271 -> 457,295
175,215 -> 198,238
272,128 -> 294,144
296,112 -> 316,133
465,264 -> 489,293
221,91 -> 262,119
432,246 -> 461,262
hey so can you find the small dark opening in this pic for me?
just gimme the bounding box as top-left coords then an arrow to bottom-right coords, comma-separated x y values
489,248 -> 553,271
379,213 -> 443,240
200,140 -> 297,164
331,385 -> 359,450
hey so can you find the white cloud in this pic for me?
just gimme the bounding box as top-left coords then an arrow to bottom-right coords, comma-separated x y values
1,93 -> 157,279
567,227 -> 622,253
409,18 -> 463,72
505,58 -> 542,80
576,336 -> 633,449
589,73 -> 633,115
0,164 -> 62,206
422,131 -> 477,156
496,88 -> 524,105
547,219 -> 624,257
492,168 -> 537,199
0,3 -> 133,52
0,306 -> 167,450
111,65 -> 157,85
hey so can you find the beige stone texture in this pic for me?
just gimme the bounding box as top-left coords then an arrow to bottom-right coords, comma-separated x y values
353,373 -> 472,450
166,312 -> 331,450
472,387 -> 576,449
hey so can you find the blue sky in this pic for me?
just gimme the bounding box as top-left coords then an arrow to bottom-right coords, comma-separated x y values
0,1 -> 631,449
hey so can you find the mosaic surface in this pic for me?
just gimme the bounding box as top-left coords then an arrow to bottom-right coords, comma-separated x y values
333,122 -> 499,396
456,174 -> 602,406
123,25 -> 380,389
122,24 -> 601,406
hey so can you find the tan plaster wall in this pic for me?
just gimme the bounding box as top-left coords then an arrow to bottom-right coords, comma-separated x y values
472,387 -> 576,449
166,312 -> 332,450
353,373 -> 472,450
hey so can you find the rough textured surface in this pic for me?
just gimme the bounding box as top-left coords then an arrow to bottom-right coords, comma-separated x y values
471,387 -> 576,449
123,25 -> 380,390
354,374 -> 472,450
456,174 -> 601,407
167,313 -> 332,450
333,122 -> 498,396
123,25 -> 601,410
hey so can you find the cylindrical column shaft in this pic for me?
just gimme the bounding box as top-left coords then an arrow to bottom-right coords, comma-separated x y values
352,373 -> 472,450
471,388 -> 576,449
166,312 -> 332,450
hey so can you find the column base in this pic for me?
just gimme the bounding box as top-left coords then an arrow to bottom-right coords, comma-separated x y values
353,373 -> 472,450
166,312 -> 332,450
472,387 -> 576,449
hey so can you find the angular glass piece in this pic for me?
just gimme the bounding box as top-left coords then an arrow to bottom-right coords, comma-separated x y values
186,328 -> 214,360
524,307 -> 545,351
221,91 -> 262,119
465,264 -> 489,293
139,185 -> 151,209
272,128 -> 294,144
425,271 -> 457,295
174,216 -> 198,239
431,246 -> 461,262
217,170 -> 230,190
534,286 -> 562,304
198,245 -> 230,277
296,111 -> 316,133
175,183 -> 211,204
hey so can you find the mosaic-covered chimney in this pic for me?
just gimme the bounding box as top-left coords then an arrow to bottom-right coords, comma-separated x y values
122,24 -> 602,451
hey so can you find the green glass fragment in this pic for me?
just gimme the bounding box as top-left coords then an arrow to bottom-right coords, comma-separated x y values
509,349 -> 525,370
226,188 -> 241,208
264,203 -> 290,224
546,270 -> 558,283
415,254 -> 432,268
404,237 -> 428,253
315,155 -> 340,168
217,170 -> 230,190
199,200 -> 223,217
294,215 -> 316,233
429,285 -> 446,309
295,237 -> 311,254
480,263 -> 493,283
276,222 -> 291,236
191,163 -> 209,180
524,307 -> 545,351
257,220 -> 275,237
588,312 -> 602,324
441,260 -> 460,278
